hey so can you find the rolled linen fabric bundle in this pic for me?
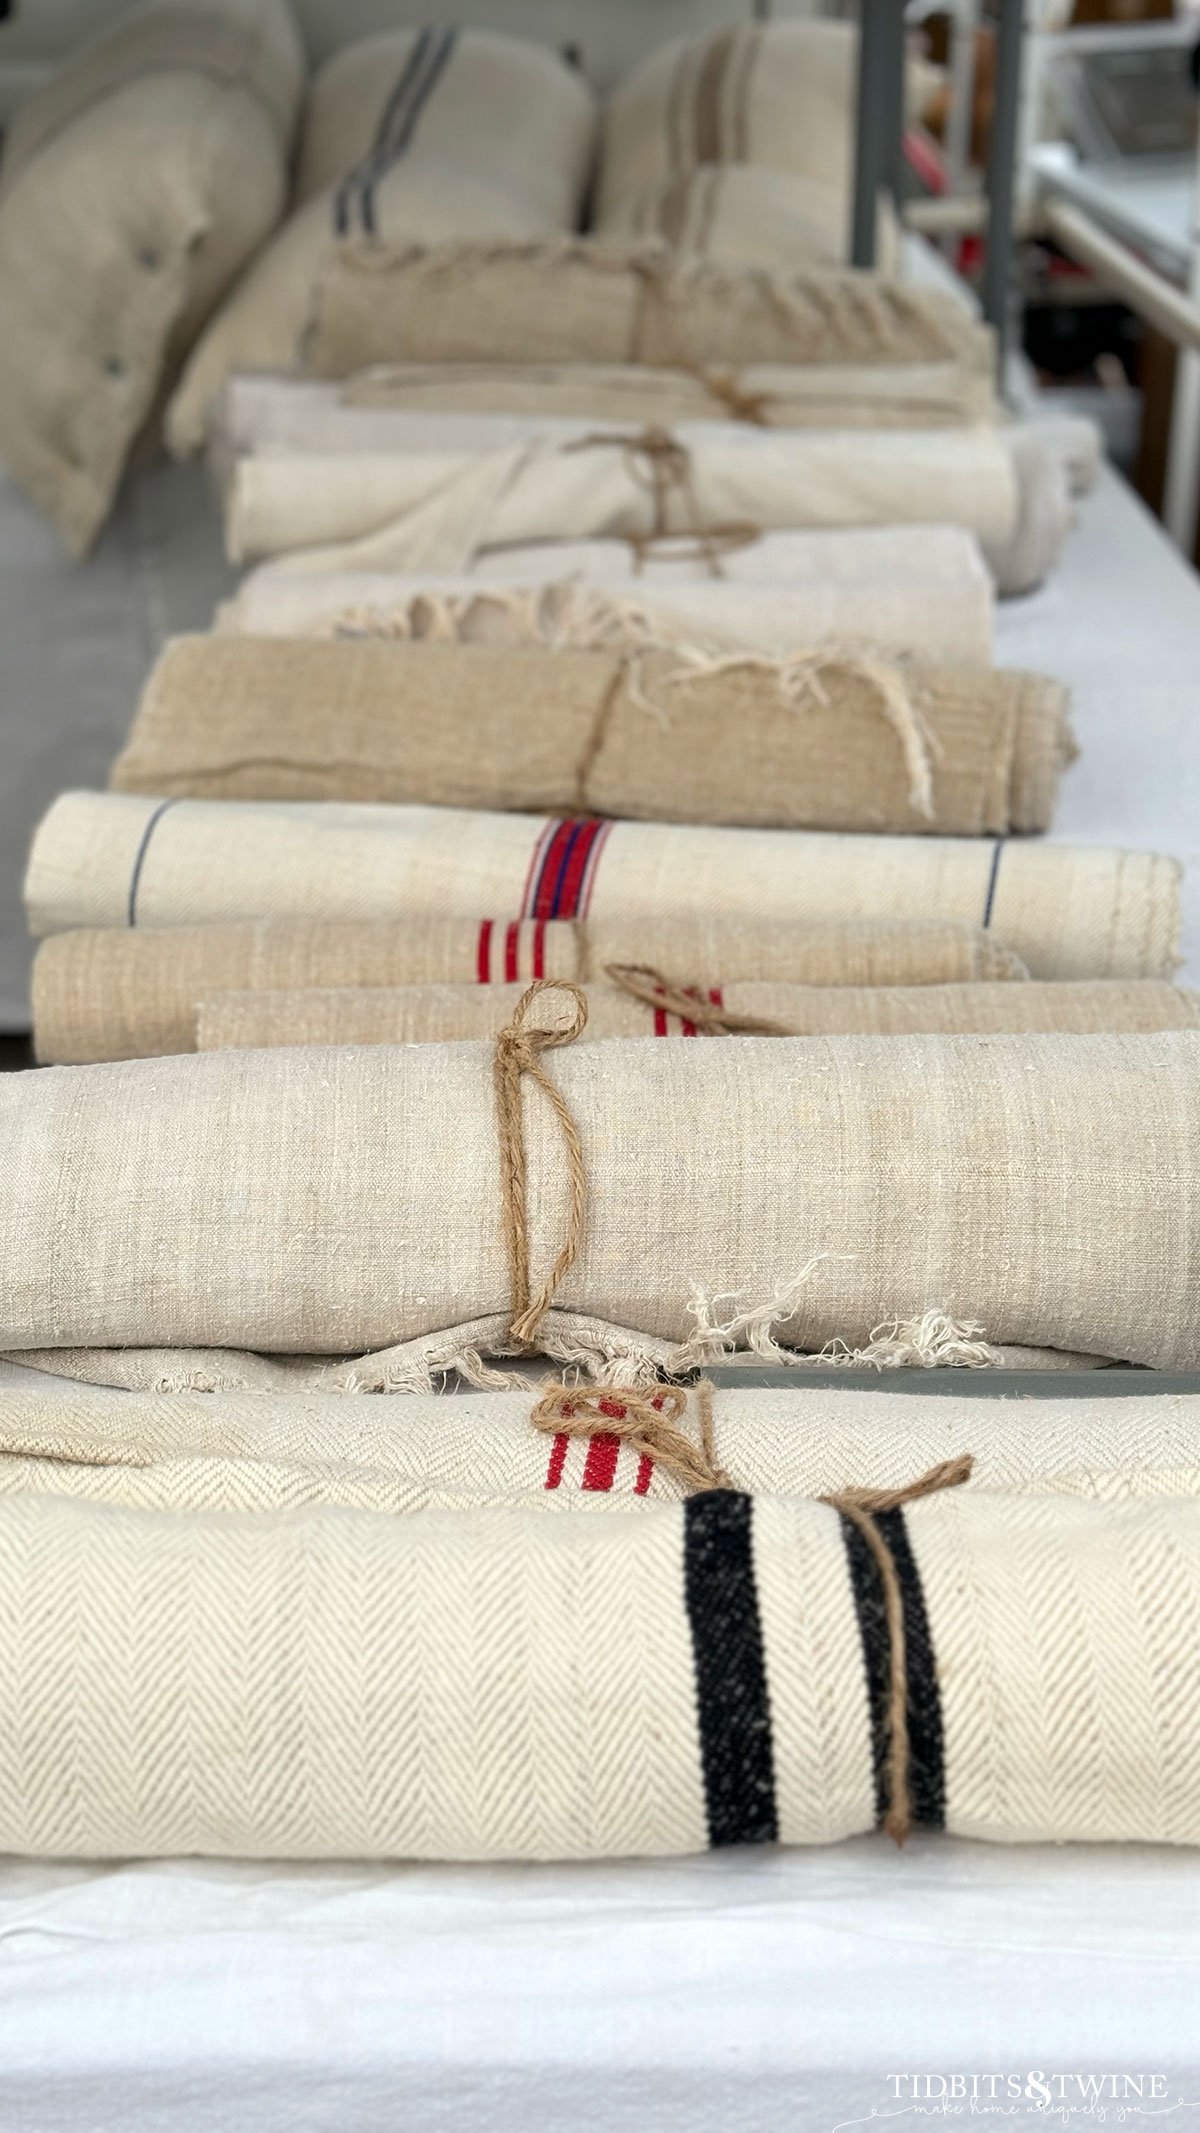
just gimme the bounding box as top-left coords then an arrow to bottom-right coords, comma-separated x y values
109,638 -> 1073,837
0,1484 -> 1199,1856
222,423 -> 1068,597
196,979 -> 1200,1053
2,1029 -> 1199,1366
216,531 -> 996,668
6,1375 -> 1200,1510
304,239 -> 992,377
26,794 -> 1180,982
33,916 -> 1023,1066
165,32 -> 597,453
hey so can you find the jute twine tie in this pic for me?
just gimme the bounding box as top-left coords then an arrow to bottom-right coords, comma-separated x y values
693,365 -> 775,427
563,425 -> 759,580
605,963 -> 794,1037
493,980 -> 590,1348
822,1453 -> 974,1846
530,1378 -> 732,1494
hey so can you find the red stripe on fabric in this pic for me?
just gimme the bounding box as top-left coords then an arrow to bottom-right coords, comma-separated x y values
634,1455 -> 654,1495
520,820 -> 556,920
531,821 -> 579,921
544,1433 -> 569,1490
578,819 -> 612,918
654,1006 -> 668,1037
533,920 -> 546,980
582,1433 -> 621,1491
710,987 -> 722,1007
554,820 -> 604,922
504,921 -> 520,984
476,919 -> 493,985
682,1017 -> 698,1037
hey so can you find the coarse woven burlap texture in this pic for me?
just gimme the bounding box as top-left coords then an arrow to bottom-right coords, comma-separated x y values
0,1481 -> 1197,1854
0,0 -> 304,551
166,31 -> 597,454
195,978 -> 1200,1053
3,1030 -> 1199,1367
26,794 -> 1180,984
215,529 -> 996,668
33,916 -> 1025,1065
109,637 -> 1073,837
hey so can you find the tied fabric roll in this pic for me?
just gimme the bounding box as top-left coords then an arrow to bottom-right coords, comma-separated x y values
109,637 -> 1075,838
32,916 -> 1026,1065
2,1030 -> 1199,1367
0,1479 -> 1198,1854
26,794 -> 1181,983
194,979 -> 1200,1053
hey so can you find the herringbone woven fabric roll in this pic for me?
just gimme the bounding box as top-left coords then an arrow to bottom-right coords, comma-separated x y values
109,638 -> 1073,836
2,1031 -> 1199,1365
26,793 -> 1179,983
196,979 -> 1200,1053
33,916 -> 1023,1064
221,421 -> 1067,595
166,32 -> 597,453
304,239 -> 992,377
0,1486 -> 1197,1856
216,531 -> 996,668
4,1375 -> 1200,1509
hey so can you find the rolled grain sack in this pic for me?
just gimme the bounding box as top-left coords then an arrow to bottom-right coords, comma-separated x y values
222,422 -> 1069,596
3,1029 -> 1200,1368
26,794 -> 1180,982
33,916 -> 1025,1066
166,31 -> 597,454
1,1484 -> 1199,1856
216,530 -> 997,669
0,0 -> 304,552
196,979 -> 1200,1053
597,163 -> 901,274
109,638 -> 1074,837
7,1375 -> 1200,1508
303,239 -> 992,377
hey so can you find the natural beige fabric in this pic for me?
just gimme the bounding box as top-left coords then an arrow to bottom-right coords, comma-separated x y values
27,793 -> 1179,983
0,1483 -> 1197,1855
216,531 -> 997,669
4,1374 -> 1200,1508
197,979 -> 1200,1053
304,239 -> 993,378
34,916 -> 1025,1065
222,421 -> 1068,597
110,637 -> 1073,836
166,31 -> 597,454
3,1031 -> 1200,1366
598,163 -> 899,274
0,0 -> 304,553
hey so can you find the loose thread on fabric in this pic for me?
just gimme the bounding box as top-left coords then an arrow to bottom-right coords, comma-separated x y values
822,1454 -> 974,1846
563,425 -> 759,580
529,1377 -> 732,1493
692,365 -> 775,426
604,963 -> 794,1037
493,980 -> 590,1347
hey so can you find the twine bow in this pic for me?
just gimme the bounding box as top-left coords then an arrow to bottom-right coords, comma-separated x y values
493,980 -> 590,1348
604,963 -> 794,1037
563,425 -> 759,580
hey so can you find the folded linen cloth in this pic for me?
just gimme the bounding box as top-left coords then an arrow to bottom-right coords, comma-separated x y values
303,239 -> 992,378
109,638 -> 1073,836
0,1480 -> 1198,1854
223,422 -> 1069,596
196,979 -> 1200,1052
34,916 -> 1025,1065
216,530 -> 996,668
27,794 -> 1179,982
6,1375 -> 1200,1508
2,1030 -> 1199,1367
597,163 -> 900,274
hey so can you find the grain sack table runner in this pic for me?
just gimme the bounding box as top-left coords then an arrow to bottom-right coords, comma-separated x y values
0,1478 -> 1198,1855
27,794 -> 1181,982
217,529 -> 997,667
223,421 -> 1068,596
196,978 -> 1200,1052
4,1030 -> 1199,1368
34,916 -> 1025,1064
109,638 -> 1074,837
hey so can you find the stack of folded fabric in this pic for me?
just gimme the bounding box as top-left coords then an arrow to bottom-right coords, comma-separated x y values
4,8 -> 1198,1874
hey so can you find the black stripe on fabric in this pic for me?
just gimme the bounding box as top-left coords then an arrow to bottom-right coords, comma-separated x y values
837,1507 -> 946,1832
683,1490 -> 778,1849
981,837 -> 1005,929
361,26 -> 456,235
333,28 -> 436,236
126,798 -> 180,928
